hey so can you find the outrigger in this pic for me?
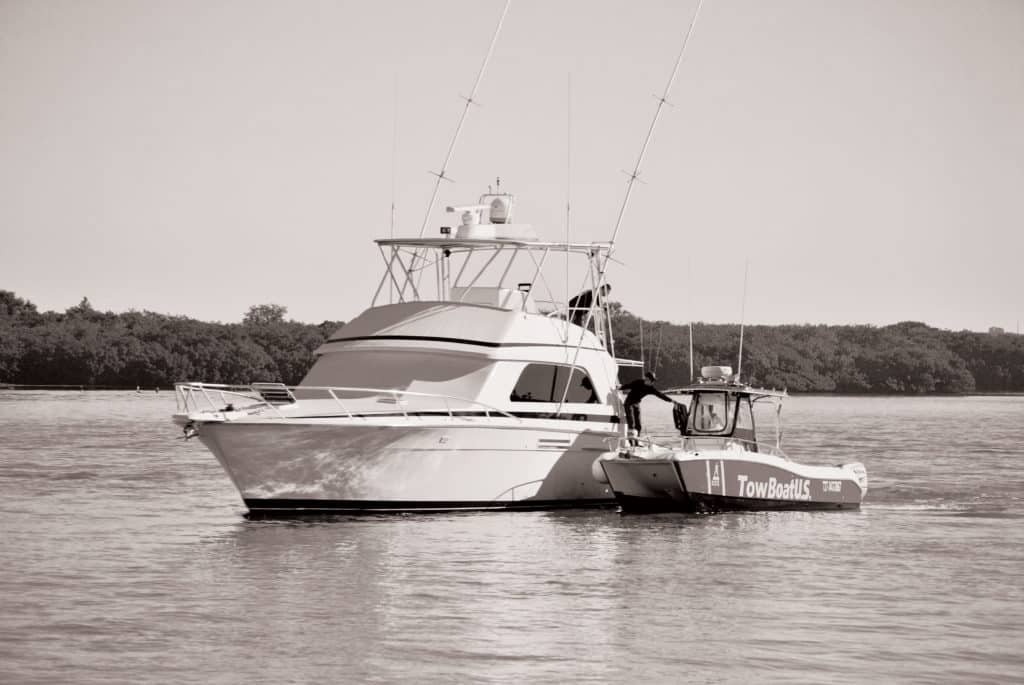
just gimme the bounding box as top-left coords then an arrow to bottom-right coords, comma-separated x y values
594,365 -> 868,512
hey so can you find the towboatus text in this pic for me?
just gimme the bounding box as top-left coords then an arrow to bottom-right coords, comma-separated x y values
736,475 -> 811,501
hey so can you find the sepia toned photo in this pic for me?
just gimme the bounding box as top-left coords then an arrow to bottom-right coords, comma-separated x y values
2,1 -> 1022,683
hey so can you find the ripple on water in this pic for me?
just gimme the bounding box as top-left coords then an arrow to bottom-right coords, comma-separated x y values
1,392 -> 1023,684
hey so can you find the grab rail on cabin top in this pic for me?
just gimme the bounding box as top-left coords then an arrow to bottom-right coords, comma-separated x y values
174,382 -> 522,422
613,433 -> 789,460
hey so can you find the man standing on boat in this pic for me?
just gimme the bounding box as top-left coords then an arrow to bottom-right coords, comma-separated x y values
620,371 -> 675,444
568,283 -> 611,328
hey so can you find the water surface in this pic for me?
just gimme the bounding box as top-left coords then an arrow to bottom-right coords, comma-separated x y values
1,391 -> 1022,684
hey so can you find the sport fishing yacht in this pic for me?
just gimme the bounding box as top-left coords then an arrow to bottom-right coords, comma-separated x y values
174,189 -> 643,513
172,0 -> 711,515
594,366 -> 868,512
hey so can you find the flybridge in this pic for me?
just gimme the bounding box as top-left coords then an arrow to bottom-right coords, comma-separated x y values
371,187 -> 617,351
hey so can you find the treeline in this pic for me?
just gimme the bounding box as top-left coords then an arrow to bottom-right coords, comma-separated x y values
610,307 -> 1024,394
2,290 -> 1022,393
0,291 -> 341,388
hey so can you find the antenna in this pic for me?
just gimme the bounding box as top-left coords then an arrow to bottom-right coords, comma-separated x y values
389,74 -> 399,303
639,319 -> 645,370
737,260 -> 749,379
417,0 -> 512,237
565,72 -> 572,341
654,324 -> 664,374
689,319 -> 694,381
390,74 -> 399,239
688,257 -> 694,381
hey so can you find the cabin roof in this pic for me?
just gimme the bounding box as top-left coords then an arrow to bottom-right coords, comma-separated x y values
664,380 -> 788,399
375,237 -> 613,253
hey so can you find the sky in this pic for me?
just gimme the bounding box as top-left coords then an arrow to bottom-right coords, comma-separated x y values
2,0 -> 1022,332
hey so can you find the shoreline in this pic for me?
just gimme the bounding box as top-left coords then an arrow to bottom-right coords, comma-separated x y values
2,385 -> 1021,398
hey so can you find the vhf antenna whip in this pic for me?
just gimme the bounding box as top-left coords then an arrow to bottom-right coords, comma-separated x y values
390,75 -> 399,240
737,260 -> 749,379
688,257 -> 695,381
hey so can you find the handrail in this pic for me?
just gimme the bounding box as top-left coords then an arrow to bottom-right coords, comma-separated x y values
175,384 -> 286,418
679,435 -> 789,459
614,433 -> 789,460
174,382 -> 522,422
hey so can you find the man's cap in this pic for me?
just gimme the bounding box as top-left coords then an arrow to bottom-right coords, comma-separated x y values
645,371 -> 657,381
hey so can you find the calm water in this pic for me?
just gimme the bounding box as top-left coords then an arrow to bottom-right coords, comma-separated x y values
1,391 -> 1022,684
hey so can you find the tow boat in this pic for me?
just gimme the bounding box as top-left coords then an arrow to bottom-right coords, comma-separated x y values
594,366 -> 867,512
174,187 -> 644,513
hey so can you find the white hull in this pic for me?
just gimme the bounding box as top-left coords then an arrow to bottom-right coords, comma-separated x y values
189,416 -> 617,511
173,242 -> 631,513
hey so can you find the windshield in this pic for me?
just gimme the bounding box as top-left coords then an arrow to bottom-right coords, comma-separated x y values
690,392 -> 733,434
299,349 -> 493,399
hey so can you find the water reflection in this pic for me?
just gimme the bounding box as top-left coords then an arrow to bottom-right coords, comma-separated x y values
197,508 -> 880,682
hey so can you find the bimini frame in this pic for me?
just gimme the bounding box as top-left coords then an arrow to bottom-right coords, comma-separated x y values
664,379 -> 789,454
371,237 -> 618,352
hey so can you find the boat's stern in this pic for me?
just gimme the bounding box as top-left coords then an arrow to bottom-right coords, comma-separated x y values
600,457 -> 693,512
595,442 -> 696,512
841,461 -> 869,497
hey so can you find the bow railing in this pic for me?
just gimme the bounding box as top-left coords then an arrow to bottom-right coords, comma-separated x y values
174,382 -> 521,422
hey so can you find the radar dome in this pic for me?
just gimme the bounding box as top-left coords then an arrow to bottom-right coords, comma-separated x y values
701,365 -> 733,380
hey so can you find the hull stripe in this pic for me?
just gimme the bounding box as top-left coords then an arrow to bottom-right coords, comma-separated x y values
261,410 -> 620,424
243,497 -> 617,515
325,334 -> 606,351
614,492 -> 861,513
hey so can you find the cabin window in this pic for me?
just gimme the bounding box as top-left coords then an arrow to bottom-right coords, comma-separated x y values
297,349 -> 492,399
691,392 -> 733,433
616,362 -> 645,385
733,395 -> 757,449
735,397 -> 754,431
510,364 -> 599,403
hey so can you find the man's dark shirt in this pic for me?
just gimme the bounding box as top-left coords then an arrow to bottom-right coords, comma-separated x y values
622,379 -> 672,406
567,289 -> 595,313
567,286 -> 610,325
